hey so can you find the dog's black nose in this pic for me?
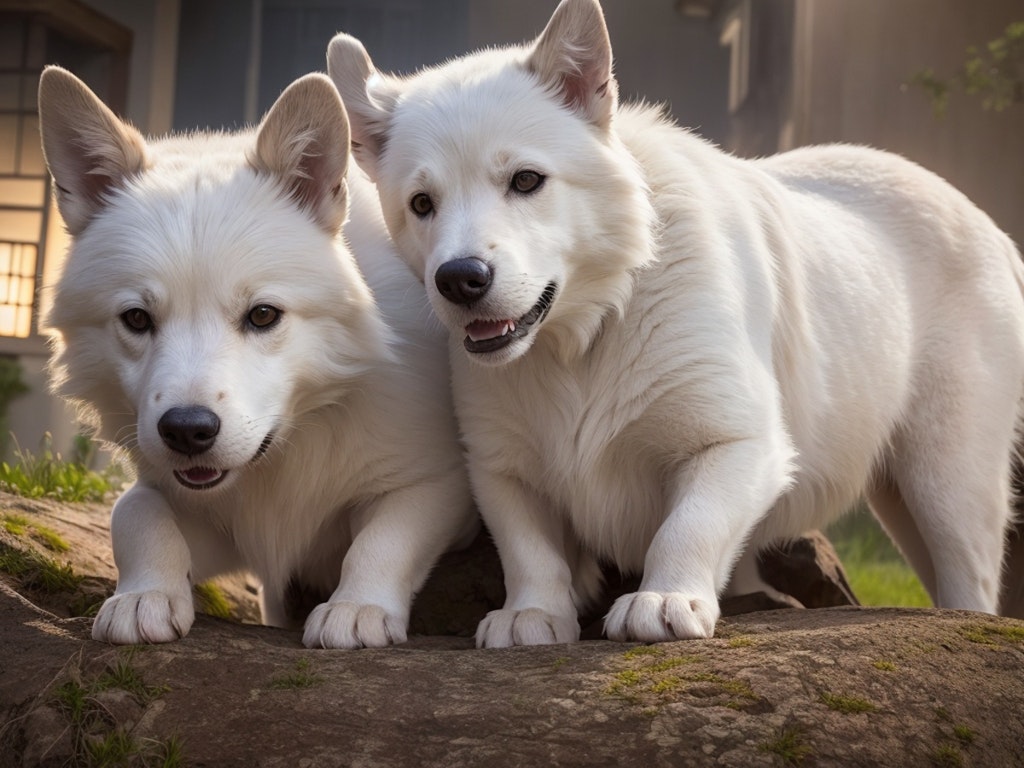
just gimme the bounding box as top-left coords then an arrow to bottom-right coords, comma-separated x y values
158,406 -> 220,456
435,257 -> 492,305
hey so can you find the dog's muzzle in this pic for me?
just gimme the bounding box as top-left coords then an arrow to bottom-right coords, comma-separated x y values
463,282 -> 557,354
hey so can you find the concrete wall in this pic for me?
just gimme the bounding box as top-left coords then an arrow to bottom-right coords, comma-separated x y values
468,0 -> 732,145
790,0 -> 1024,249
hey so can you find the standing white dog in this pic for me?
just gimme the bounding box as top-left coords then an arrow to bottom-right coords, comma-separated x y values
328,0 -> 1024,647
39,67 -> 475,648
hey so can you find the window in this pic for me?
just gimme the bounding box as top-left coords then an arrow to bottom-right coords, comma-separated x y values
0,1 -> 130,349
0,18 -> 47,339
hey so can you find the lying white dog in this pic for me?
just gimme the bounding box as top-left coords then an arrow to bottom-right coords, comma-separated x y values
328,0 -> 1024,646
39,67 -> 475,648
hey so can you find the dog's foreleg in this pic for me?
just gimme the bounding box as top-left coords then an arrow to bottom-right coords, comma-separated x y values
92,484 -> 195,644
605,436 -> 791,641
302,476 -> 470,649
472,471 -> 580,648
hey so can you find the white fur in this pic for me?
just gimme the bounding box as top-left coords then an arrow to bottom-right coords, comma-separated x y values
328,0 -> 1024,646
39,67 -> 475,648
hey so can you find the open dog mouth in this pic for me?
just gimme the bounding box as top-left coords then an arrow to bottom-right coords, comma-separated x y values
172,432 -> 275,491
463,282 -> 557,354
173,466 -> 227,490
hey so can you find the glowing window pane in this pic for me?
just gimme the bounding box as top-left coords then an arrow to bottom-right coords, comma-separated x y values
0,242 -> 37,338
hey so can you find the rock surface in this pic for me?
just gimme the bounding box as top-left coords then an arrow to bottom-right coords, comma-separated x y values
2,491 -> 1023,767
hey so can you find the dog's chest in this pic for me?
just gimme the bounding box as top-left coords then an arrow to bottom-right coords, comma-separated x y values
456,351 -> 670,568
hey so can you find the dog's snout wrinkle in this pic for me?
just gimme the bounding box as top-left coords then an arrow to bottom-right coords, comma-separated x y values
435,256 -> 492,305
158,405 -> 221,456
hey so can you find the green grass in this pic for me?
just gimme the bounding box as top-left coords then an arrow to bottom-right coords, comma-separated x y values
194,582 -> 233,620
269,658 -> 323,690
932,743 -> 965,768
952,724 -> 976,745
54,651 -> 182,767
3,512 -> 71,552
0,434 -> 127,503
820,691 -> 877,714
826,506 -> 932,608
0,543 -> 82,592
760,725 -> 812,766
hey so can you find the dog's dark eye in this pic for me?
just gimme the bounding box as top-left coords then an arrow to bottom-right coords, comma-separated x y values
247,305 -> 282,330
121,308 -> 153,334
410,192 -> 434,217
511,170 -> 545,195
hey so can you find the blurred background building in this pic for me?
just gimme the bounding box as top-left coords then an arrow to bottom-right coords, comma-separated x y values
1,0 -> 1023,459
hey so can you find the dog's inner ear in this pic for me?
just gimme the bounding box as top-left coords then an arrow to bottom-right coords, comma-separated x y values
327,34 -> 399,182
251,73 -> 351,234
525,0 -> 618,128
37,66 -> 147,235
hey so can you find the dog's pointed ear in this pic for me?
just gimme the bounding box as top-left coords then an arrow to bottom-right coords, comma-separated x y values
251,73 -> 350,235
525,0 -> 617,128
38,66 -> 147,235
327,33 -> 398,181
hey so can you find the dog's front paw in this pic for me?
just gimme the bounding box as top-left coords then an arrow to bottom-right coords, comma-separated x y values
92,590 -> 194,644
475,608 -> 579,648
302,601 -> 407,649
604,590 -> 719,642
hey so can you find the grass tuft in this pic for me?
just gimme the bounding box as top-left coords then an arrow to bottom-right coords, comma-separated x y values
622,645 -> 663,660
53,652 -> 182,767
194,582 -> 233,620
32,523 -> 71,552
2,512 -> 29,535
270,658 -> 323,690
932,743 -> 964,768
0,543 -> 81,592
959,623 -> 1024,645
760,725 -> 812,766
99,652 -> 170,702
820,691 -> 877,714
0,434 -> 128,503
952,724 -> 975,745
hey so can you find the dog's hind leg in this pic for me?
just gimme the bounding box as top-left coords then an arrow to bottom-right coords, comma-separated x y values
864,474 -> 937,600
889,373 -> 1018,613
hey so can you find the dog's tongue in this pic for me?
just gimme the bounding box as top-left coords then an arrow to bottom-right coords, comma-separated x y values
466,319 -> 515,342
180,467 -> 222,484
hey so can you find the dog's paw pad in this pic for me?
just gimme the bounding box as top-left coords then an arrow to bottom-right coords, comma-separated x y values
604,590 -> 719,642
303,601 -> 407,649
92,591 -> 194,644
475,607 -> 579,648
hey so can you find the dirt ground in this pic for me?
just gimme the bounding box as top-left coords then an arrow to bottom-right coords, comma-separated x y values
2,491 -> 1023,767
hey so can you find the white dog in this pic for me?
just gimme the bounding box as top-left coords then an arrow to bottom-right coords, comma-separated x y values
39,67 -> 475,648
328,0 -> 1024,647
